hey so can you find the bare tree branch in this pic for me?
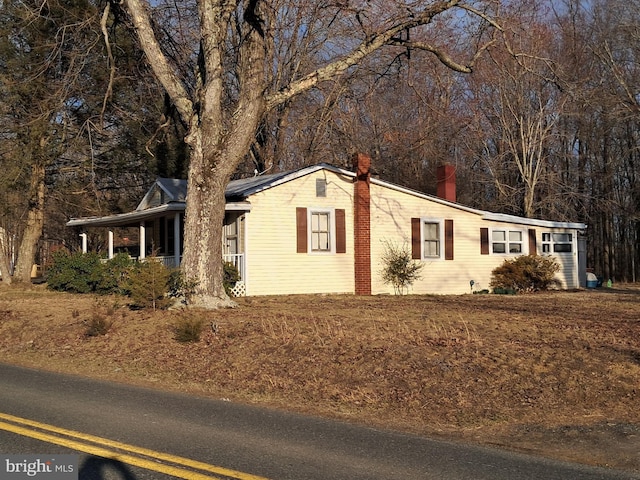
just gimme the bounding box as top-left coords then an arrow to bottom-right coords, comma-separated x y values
266,1 -> 468,110
388,39 -> 473,73
100,3 -> 116,126
124,0 -> 194,124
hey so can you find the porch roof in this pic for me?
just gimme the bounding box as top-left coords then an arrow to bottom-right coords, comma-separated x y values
66,200 -> 252,228
66,203 -> 186,228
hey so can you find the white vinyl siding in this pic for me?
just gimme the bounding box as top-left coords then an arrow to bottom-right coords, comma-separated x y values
237,167 -> 582,296
369,181 -> 581,294
243,172 -> 354,295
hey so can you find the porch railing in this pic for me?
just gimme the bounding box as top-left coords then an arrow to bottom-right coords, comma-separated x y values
154,254 -> 245,282
155,256 -> 180,269
223,253 -> 245,282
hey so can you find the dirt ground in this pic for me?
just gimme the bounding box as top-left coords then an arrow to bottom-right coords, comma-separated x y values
1,283 -> 639,473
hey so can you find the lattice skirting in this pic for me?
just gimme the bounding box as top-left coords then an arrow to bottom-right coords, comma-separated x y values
230,281 -> 246,297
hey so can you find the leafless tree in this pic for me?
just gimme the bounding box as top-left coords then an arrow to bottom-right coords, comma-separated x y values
117,0 -> 500,308
465,3 -> 566,217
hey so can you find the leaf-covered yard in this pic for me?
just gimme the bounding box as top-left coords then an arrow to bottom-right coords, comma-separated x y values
1,284 -> 639,472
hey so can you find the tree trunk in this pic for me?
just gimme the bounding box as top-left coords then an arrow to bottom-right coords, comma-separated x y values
13,161 -> 46,283
0,229 -> 13,286
180,132 -> 238,308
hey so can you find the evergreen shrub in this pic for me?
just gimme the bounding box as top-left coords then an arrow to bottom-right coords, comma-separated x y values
223,261 -> 240,296
97,253 -> 135,295
47,251 -> 103,293
126,258 -> 172,310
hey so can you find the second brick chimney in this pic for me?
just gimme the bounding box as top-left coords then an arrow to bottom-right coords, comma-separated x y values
436,164 -> 456,203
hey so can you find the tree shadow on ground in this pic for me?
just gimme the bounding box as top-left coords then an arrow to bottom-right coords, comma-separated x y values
78,456 -> 137,480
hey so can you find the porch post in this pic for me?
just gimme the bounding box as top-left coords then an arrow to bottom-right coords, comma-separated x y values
80,233 -> 87,253
174,212 -> 181,267
108,230 -> 114,259
139,222 -> 146,260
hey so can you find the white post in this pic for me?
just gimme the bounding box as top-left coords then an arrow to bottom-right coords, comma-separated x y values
80,233 -> 87,254
241,214 -> 248,290
108,230 -> 114,259
174,212 -> 181,267
139,222 -> 146,260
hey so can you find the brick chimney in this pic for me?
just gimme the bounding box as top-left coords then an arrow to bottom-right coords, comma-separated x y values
436,164 -> 456,202
353,152 -> 371,295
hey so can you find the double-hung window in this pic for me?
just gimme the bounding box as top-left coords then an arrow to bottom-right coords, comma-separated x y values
491,229 -> 523,254
542,232 -> 572,253
412,218 -> 453,260
310,211 -> 331,252
423,220 -> 442,259
297,207 -> 346,254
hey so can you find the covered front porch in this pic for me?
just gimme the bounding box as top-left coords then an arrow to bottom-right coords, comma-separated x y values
68,206 -> 248,288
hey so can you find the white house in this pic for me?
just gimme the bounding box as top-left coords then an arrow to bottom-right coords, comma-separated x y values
66,154 -> 587,296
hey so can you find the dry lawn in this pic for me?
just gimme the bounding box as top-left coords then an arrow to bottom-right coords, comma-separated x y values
1,284 -> 640,472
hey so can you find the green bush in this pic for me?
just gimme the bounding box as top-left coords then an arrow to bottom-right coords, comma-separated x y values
168,270 -> 199,305
490,255 -> 561,293
126,259 -> 172,310
379,240 -> 424,295
48,251 -> 177,310
96,253 -> 135,295
47,251 -> 103,293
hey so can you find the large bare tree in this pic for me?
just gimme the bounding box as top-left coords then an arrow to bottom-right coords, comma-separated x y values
119,0 -> 499,308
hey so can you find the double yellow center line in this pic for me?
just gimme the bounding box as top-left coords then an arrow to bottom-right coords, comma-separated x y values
0,412 -> 269,480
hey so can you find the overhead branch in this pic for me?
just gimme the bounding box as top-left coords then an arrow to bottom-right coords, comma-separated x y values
265,0 -> 498,111
124,0 -> 193,125
388,39 -> 473,73
100,2 -> 115,128
457,3 -> 503,32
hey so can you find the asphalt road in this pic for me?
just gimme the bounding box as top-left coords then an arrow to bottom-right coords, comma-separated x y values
0,363 -> 637,480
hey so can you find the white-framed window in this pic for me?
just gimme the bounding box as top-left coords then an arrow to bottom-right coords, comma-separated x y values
297,207 -> 346,255
309,209 -> 334,253
422,219 -> 444,259
491,228 -> 524,254
542,232 -> 573,253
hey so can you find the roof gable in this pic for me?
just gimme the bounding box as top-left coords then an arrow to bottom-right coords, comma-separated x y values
137,178 -> 187,211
